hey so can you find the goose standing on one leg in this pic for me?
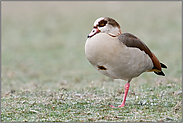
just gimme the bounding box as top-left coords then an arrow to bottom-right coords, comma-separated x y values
85,17 -> 167,107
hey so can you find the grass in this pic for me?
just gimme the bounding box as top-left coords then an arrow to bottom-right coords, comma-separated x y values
1,82 -> 182,122
1,1 -> 182,122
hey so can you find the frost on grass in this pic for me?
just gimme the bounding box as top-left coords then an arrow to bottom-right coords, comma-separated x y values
1,82 -> 182,122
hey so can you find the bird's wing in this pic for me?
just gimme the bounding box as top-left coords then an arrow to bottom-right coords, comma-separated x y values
118,33 -> 165,75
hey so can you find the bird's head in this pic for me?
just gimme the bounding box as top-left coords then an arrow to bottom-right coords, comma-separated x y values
87,17 -> 122,38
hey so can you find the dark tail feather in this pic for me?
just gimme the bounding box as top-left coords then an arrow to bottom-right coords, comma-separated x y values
154,71 -> 165,76
152,62 -> 167,76
160,63 -> 167,68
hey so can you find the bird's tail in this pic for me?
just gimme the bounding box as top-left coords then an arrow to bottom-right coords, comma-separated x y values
154,63 -> 167,76
148,62 -> 167,76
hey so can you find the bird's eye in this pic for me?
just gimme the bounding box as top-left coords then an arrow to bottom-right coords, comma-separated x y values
98,20 -> 107,27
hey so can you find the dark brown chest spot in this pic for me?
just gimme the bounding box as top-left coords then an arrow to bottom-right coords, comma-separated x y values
97,65 -> 107,70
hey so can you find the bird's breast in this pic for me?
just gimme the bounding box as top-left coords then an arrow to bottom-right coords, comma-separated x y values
85,33 -> 153,80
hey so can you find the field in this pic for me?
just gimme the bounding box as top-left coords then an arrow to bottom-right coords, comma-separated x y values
1,1 -> 182,122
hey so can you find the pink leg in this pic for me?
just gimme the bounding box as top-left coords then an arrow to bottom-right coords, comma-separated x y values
118,82 -> 130,107
109,82 -> 130,108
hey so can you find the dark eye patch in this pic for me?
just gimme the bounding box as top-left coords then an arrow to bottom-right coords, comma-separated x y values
98,20 -> 107,27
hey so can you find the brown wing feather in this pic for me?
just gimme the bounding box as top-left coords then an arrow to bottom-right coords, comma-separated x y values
118,33 -> 161,71
151,53 -> 161,71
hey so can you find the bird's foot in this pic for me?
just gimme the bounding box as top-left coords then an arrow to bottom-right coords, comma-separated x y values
118,103 -> 125,108
109,82 -> 129,108
109,104 -> 117,108
109,103 -> 125,108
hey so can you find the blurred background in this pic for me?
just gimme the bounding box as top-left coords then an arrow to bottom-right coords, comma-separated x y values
1,1 -> 181,94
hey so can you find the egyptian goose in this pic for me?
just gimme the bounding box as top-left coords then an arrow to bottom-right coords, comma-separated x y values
85,17 -> 167,108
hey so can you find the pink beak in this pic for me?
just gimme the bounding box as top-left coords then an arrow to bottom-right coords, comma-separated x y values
87,28 -> 100,38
